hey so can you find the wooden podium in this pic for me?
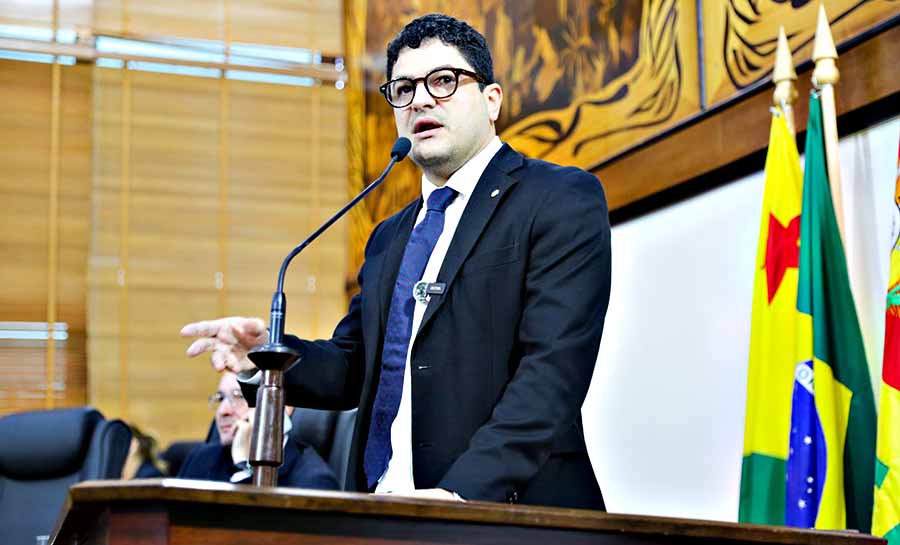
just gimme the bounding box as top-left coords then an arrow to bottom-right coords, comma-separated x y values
51,479 -> 886,545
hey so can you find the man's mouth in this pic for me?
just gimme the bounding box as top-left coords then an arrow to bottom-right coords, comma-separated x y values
413,118 -> 443,138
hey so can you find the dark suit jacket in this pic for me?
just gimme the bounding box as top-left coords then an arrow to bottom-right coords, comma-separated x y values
178,438 -> 339,490
254,144 -> 611,508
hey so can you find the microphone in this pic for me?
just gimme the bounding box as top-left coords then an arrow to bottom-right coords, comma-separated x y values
391,136 -> 412,161
246,137 -> 411,486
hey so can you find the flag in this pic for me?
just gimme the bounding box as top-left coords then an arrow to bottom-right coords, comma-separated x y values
873,135 -> 900,544
739,109 -> 804,525
785,92 -> 877,532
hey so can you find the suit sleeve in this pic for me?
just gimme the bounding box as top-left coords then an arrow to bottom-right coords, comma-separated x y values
241,222 -> 384,411
438,170 -> 611,502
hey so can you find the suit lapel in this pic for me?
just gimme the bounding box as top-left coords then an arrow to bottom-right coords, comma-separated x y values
417,145 -> 523,334
377,199 -> 422,328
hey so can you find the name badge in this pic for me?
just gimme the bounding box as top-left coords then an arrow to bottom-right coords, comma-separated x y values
413,281 -> 446,304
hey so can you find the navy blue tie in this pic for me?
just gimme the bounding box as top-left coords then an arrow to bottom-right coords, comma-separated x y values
364,186 -> 457,488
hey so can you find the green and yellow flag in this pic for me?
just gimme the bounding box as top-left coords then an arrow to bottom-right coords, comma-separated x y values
784,92 -> 876,532
739,109 -> 804,525
873,135 -> 900,544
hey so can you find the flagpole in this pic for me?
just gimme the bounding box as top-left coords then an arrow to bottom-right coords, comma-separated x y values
812,4 -> 846,245
773,26 -> 798,135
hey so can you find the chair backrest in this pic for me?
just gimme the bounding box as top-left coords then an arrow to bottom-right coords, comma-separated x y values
203,407 -> 357,489
0,407 -> 132,544
161,440 -> 204,476
291,408 -> 357,489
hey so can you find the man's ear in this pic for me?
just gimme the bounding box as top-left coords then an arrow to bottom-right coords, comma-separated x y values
484,83 -> 503,122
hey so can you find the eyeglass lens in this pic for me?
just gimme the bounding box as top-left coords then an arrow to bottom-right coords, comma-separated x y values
209,390 -> 246,407
387,69 -> 460,107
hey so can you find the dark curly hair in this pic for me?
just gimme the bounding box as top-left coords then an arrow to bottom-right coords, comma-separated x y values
386,13 -> 494,86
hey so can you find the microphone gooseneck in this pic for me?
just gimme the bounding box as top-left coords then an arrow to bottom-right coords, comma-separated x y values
268,136 -> 411,345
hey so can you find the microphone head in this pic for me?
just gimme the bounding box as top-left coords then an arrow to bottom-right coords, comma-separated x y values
391,137 -> 412,161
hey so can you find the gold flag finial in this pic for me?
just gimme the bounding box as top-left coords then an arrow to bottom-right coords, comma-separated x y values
773,26 -> 798,133
812,4 -> 839,87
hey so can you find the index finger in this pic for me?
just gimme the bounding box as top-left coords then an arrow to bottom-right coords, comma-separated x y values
180,318 -> 226,338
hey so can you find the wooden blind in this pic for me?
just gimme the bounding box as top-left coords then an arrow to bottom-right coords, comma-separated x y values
0,1 -> 348,446
0,59 -> 92,414
93,0 -> 344,56
89,67 -> 348,445
0,0 -> 92,28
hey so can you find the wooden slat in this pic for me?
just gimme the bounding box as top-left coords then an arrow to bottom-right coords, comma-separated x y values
46,58 -> 61,409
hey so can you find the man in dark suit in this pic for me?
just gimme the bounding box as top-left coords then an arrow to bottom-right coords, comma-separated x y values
178,372 -> 338,490
181,13 -> 610,509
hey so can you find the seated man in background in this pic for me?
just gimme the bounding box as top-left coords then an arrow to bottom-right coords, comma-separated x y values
178,372 -> 339,490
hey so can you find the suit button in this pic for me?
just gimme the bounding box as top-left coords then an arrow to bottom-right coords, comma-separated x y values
508,490 -> 518,504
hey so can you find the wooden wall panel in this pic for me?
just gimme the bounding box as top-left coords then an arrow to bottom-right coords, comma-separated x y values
702,0 -> 900,107
595,22 -> 900,212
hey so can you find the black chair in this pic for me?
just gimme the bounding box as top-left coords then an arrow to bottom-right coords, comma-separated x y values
202,407 -> 357,489
291,408 -> 357,489
160,440 -> 204,477
0,407 -> 132,544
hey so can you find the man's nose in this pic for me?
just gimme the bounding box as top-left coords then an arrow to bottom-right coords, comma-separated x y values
409,79 -> 436,109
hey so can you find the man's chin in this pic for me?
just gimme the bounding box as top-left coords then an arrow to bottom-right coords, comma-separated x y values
410,146 -> 450,169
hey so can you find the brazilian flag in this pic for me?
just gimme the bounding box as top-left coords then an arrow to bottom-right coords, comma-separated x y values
785,92 -> 877,532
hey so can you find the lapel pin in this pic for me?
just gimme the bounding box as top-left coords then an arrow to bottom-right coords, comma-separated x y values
490,189 -> 500,198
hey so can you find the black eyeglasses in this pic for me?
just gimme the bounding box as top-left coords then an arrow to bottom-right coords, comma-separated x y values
380,67 -> 485,108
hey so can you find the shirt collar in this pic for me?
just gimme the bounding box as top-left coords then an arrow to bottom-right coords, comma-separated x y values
421,136 -> 503,204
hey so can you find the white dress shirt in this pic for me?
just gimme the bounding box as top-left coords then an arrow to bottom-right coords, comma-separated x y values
374,136 -> 504,493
